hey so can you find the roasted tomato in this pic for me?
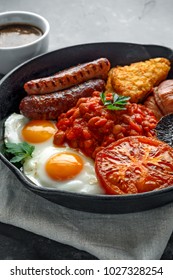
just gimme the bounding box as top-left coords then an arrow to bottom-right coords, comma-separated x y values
95,136 -> 173,195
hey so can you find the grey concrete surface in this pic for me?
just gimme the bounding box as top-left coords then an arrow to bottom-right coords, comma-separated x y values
1,0 -> 173,52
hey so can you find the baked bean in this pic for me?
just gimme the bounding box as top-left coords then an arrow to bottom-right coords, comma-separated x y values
54,91 -> 157,159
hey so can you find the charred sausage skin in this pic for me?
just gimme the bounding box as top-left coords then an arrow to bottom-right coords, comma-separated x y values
20,79 -> 105,120
24,58 -> 110,95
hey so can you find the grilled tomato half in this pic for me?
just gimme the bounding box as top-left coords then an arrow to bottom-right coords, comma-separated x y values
95,136 -> 173,195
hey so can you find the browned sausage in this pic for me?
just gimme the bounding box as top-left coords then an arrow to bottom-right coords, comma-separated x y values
153,79 -> 173,115
144,94 -> 163,120
24,58 -> 110,95
20,79 -> 105,120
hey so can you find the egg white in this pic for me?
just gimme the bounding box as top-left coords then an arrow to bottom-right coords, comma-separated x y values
23,146 -> 104,194
4,113 -> 28,144
4,113 -> 104,195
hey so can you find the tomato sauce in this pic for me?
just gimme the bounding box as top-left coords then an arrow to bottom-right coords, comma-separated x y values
54,91 -> 157,159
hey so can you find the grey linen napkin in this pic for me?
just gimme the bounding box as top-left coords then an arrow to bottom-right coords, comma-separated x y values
0,160 -> 173,260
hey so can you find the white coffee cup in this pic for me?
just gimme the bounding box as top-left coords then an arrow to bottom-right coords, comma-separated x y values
0,11 -> 50,75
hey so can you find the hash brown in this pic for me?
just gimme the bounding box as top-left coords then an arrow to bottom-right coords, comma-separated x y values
106,57 -> 171,103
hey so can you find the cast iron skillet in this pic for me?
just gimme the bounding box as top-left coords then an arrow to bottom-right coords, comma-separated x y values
1,42 -> 173,214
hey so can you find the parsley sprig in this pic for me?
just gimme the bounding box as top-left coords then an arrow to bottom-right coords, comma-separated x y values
100,92 -> 130,110
5,142 -> 35,164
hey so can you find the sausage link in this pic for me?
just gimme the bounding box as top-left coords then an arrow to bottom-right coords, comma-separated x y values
24,58 -> 110,95
20,79 -> 105,120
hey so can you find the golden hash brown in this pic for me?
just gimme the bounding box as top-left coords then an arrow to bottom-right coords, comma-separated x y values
105,57 -> 171,103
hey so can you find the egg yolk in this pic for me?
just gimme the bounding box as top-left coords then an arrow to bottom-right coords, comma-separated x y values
22,120 -> 56,143
45,152 -> 83,181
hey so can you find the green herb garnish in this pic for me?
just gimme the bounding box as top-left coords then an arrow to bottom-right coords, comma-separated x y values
100,92 -> 130,110
5,142 -> 35,164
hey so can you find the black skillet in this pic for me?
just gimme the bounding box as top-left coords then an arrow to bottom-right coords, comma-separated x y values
1,42 -> 173,214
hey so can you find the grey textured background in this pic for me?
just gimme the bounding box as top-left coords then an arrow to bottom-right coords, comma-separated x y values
1,0 -> 173,51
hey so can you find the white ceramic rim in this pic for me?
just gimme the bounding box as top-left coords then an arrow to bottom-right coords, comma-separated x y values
0,11 -> 50,50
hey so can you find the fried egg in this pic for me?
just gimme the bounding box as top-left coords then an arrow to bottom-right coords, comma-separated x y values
23,146 -> 104,194
4,113 -> 104,194
4,113 -> 57,156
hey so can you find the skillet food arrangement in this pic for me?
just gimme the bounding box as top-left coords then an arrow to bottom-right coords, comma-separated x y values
1,42 -> 173,213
